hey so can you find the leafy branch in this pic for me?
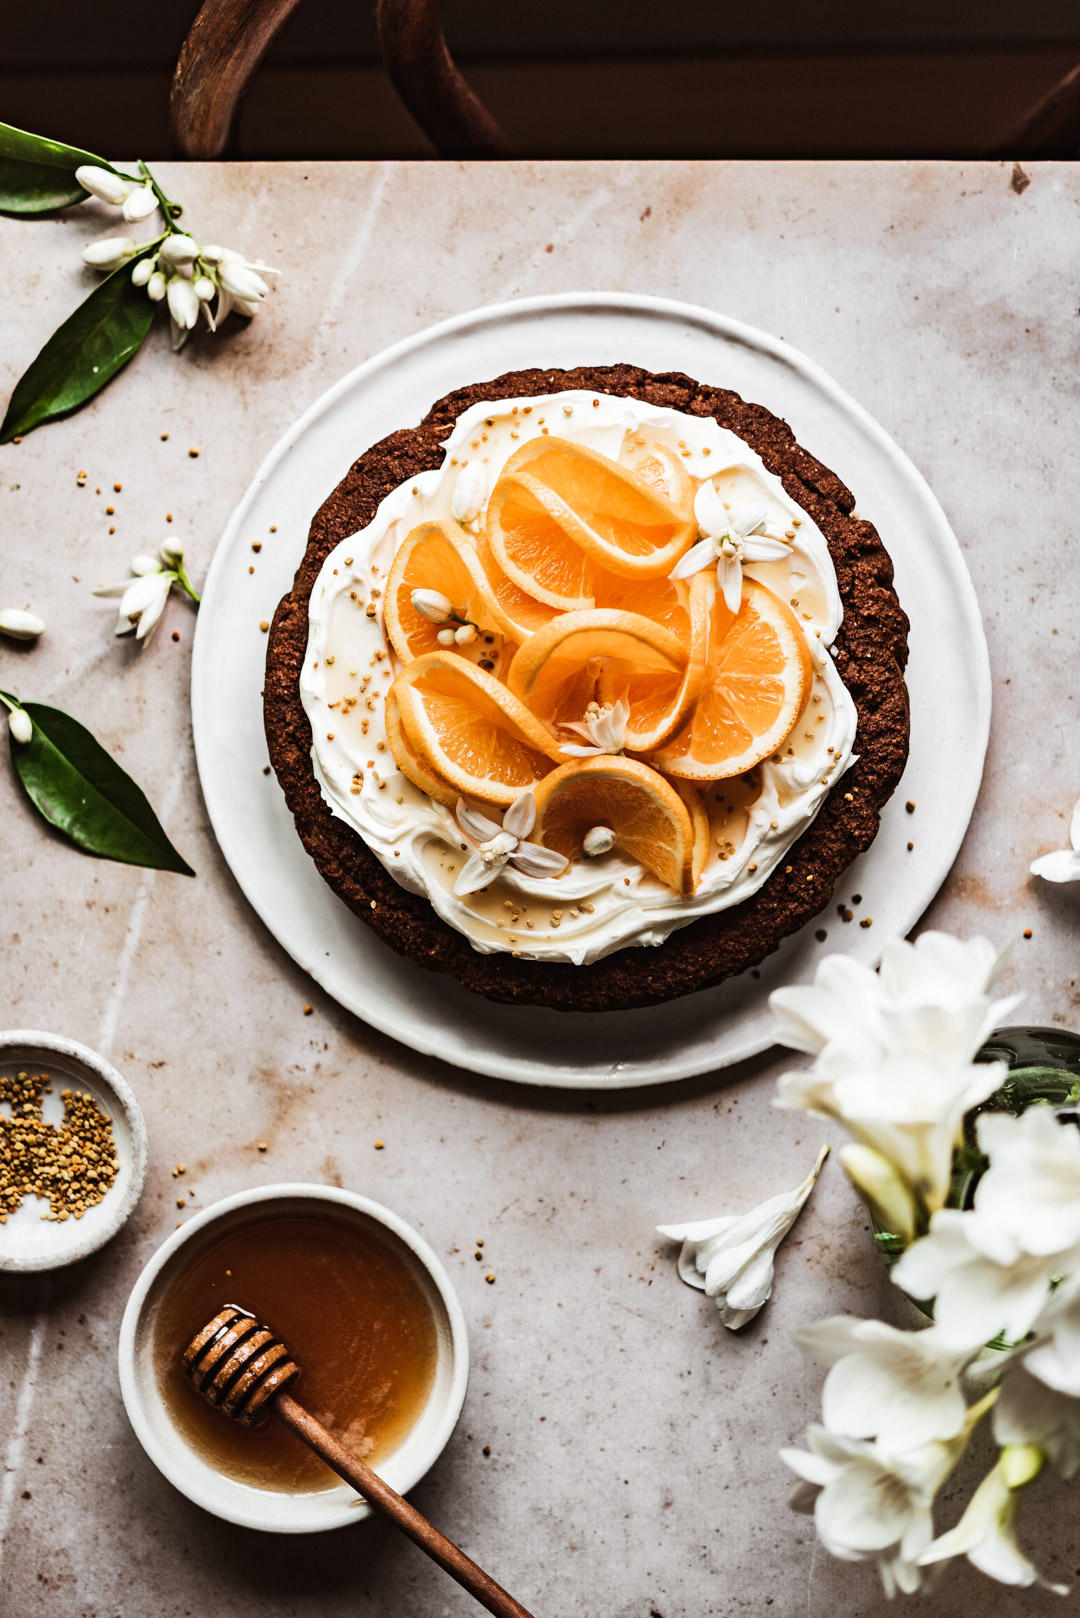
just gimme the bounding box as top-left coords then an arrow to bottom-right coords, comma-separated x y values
0,121 -> 277,442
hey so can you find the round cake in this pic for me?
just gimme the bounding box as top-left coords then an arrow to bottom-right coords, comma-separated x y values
265,364 -> 909,1012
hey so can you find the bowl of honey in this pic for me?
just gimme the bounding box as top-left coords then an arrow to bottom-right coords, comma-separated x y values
118,1183 -> 469,1531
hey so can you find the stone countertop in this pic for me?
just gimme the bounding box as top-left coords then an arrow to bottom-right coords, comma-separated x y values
0,160 -> 1077,1617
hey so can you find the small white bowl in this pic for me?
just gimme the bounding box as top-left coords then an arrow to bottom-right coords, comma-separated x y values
118,1183 -> 470,1533
0,1030 -> 147,1272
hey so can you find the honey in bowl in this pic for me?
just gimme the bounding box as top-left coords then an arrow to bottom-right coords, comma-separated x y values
154,1205 -> 439,1492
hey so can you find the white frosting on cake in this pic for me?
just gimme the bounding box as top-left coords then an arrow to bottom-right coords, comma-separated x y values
299,391 -> 858,965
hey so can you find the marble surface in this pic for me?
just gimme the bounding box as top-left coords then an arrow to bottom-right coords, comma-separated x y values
0,160 -> 1078,1617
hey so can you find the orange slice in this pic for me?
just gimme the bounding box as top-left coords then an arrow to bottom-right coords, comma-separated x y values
384,520 -> 519,663
651,576 -> 812,780
505,609 -> 691,751
485,437 -> 696,610
390,651 -> 562,806
673,778 -> 711,888
593,571 -> 692,647
531,757 -> 699,896
474,530 -> 560,641
618,437 -> 695,522
384,687 -> 459,807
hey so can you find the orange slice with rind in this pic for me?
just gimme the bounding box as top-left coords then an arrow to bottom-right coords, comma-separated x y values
505,608 -> 691,752
651,576 -> 812,781
531,756 -> 699,896
384,687 -> 460,807
673,778 -> 711,888
486,437 -> 696,610
390,651 -> 562,807
474,530 -> 560,641
384,520 -> 519,663
618,437 -> 695,523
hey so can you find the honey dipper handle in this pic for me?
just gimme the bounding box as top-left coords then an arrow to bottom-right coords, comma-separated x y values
273,1393 -> 537,1618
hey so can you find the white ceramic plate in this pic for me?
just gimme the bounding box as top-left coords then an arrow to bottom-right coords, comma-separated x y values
191,293 -> 990,1089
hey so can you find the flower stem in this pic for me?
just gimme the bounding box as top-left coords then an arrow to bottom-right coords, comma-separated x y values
137,160 -> 183,224
173,562 -> 201,605
0,690 -> 21,715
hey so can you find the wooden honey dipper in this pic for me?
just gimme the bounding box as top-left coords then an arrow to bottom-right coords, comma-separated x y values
183,1306 -> 536,1618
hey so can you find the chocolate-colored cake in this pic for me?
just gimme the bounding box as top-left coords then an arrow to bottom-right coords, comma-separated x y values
265,364 -> 909,1012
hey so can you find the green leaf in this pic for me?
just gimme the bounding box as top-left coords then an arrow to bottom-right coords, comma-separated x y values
0,246 -> 158,442
4,696 -> 194,875
0,122 -> 112,215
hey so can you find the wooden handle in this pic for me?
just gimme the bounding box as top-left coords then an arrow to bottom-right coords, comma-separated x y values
170,0 -> 306,158
375,0 -> 511,158
273,1392 -> 535,1618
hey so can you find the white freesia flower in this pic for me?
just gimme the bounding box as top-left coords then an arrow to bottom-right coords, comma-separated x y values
670,491 -> 790,612
121,182 -> 159,223
75,164 -> 134,207
657,1145 -> 828,1330
975,1107 -> 1080,1259
795,1317 -> 970,1448
1030,799 -> 1080,883
202,245 -> 278,323
996,1362 -> 1080,1480
892,1208 -> 1059,1352
82,236 -> 139,272
0,608 -> 45,641
918,1450 -> 1067,1593
93,546 -> 199,642
773,933 -> 1020,1214
453,793 -> 569,896
560,697 -> 629,757
782,1426 -> 949,1596
8,708 -> 33,744
450,462 -> 486,525
839,1143 -> 918,1244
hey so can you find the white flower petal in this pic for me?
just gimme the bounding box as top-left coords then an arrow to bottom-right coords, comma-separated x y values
455,800 -> 503,844
453,852 -> 491,896
730,499 -> 769,537
743,535 -> 791,562
450,461 -> 486,524
511,844 -> 569,879
559,743 -> 605,757
693,479 -> 728,535
8,708 -> 33,744
0,608 -> 45,641
82,236 -> 138,271
502,791 -> 536,841
717,556 -> 743,614
167,276 -> 200,330
669,536 -> 715,579
1030,848 -> 1080,883
159,234 -> 198,266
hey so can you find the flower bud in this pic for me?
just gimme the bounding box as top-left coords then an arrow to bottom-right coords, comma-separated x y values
218,260 -> 269,301
450,462 -> 486,525
8,708 -> 33,744
230,296 -> 262,319
839,1143 -> 917,1245
147,270 -> 167,302
1000,1444 -> 1044,1490
131,555 -> 161,576
437,628 -> 457,646
130,257 -> 156,287
454,623 -> 477,646
199,245 -> 234,265
159,234 -> 198,267
159,542 -> 184,569
193,276 -> 216,301
583,826 -> 615,857
75,166 -> 134,207
0,608 -> 45,641
167,276 -> 200,330
122,184 -> 159,223
82,236 -> 138,272
410,589 -> 453,623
